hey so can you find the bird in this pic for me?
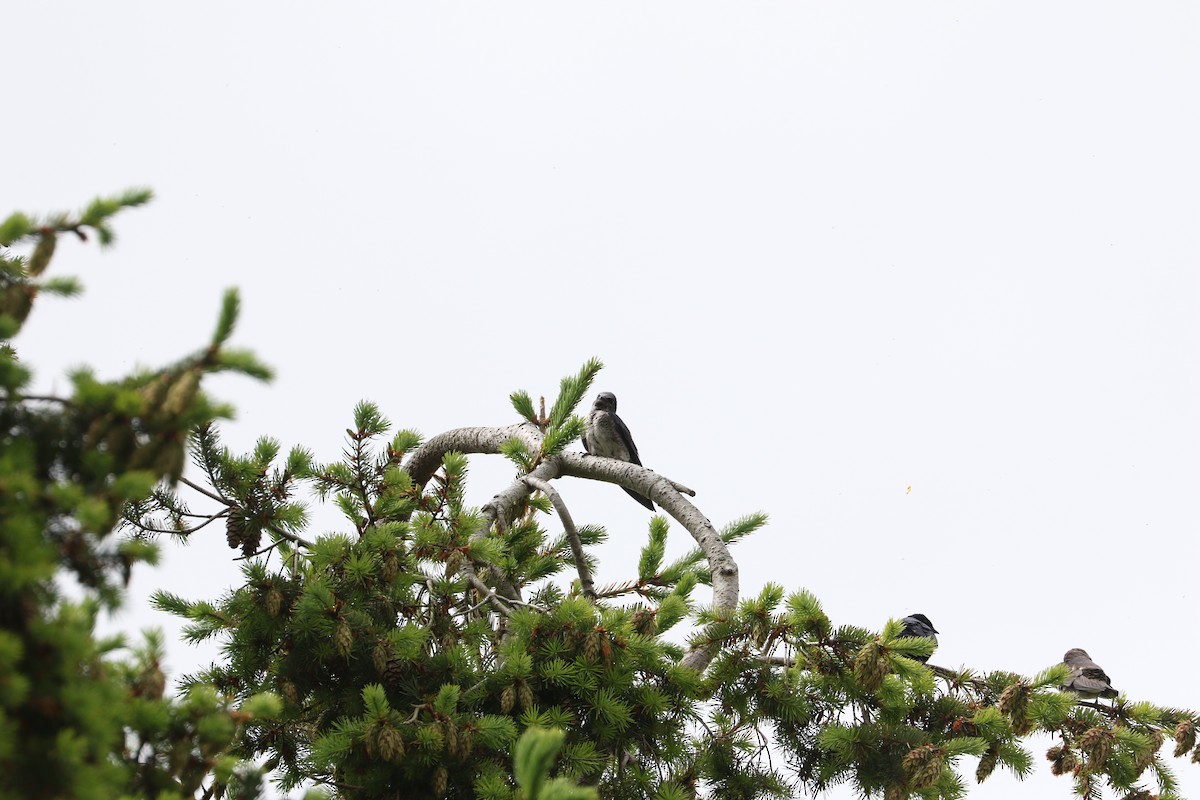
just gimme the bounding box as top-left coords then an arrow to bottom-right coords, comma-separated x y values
1062,648 -> 1118,700
581,391 -> 654,511
898,613 -> 939,663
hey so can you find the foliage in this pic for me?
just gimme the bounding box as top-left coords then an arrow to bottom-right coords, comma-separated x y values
7,193 -> 1200,799
0,193 -> 281,799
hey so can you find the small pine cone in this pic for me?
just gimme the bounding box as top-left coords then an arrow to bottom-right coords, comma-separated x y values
1047,744 -> 1078,776
162,370 -> 201,418
976,751 -> 997,783
266,589 -> 282,618
382,553 -> 399,581
335,621 -> 354,658
600,637 -> 612,663
999,683 -> 1030,735
500,684 -> 516,714
445,549 -> 463,577
226,515 -> 246,549
903,744 -> 943,791
27,231 -> 57,277
373,643 -> 389,675
281,680 -> 298,706
884,784 -> 907,800
445,723 -> 460,758
584,630 -> 601,662
458,729 -> 473,758
1175,720 -> 1196,758
853,641 -> 887,692
1080,727 -> 1114,766
377,726 -> 405,762
518,682 -> 534,712
633,609 -> 656,636
383,658 -> 405,690
432,765 -> 448,796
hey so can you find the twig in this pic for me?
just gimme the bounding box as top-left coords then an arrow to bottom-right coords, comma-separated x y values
668,479 -> 697,496
524,476 -> 595,600
466,574 -> 514,618
234,539 -> 283,561
265,522 -> 316,550
6,393 -> 73,405
181,476 -> 234,506
134,509 -> 229,537
466,574 -> 547,615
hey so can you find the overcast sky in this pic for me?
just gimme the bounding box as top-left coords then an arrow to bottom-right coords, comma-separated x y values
9,4 -> 1200,798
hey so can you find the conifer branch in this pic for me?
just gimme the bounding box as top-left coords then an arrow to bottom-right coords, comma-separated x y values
523,476 -> 595,600
403,423 -> 738,671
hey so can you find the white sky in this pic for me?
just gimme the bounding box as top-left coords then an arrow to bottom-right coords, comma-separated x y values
9,4 -> 1199,798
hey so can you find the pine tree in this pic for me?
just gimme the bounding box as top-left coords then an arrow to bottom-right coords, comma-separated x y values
133,373 -> 1200,798
1,194 -> 282,799
6,193 -> 1200,799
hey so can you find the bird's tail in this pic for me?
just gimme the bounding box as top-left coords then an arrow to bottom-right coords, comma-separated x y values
623,487 -> 655,512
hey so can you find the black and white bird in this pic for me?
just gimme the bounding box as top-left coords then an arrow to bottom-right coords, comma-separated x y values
898,614 -> 939,663
1062,648 -> 1118,700
581,391 -> 654,511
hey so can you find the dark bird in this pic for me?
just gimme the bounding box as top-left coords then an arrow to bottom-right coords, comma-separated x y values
1062,648 -> 1118,700
581,391 -> 654,511
898,613 -> 939,662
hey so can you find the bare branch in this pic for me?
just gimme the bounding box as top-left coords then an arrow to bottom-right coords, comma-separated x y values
180,476 -> 234,506
401,423 -> 543,488
465,574 -> 547,616
524,476 -> 594,600
265,522 -> 316,550
404,423 -> 740,674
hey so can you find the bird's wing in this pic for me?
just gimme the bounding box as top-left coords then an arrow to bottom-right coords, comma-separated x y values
581,428 -> 593,454
612,414 -> 642,465
1079,666 -> 1112,684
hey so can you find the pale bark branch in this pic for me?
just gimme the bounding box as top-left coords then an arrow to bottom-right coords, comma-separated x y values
402,424 -> 740,674
402,424 -> 542,487
524,476 -> 595,600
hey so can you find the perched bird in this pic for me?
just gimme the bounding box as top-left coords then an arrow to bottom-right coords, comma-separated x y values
1062,648 -> 1118,700
581,391 -> 654,511
898,613 -> 939,663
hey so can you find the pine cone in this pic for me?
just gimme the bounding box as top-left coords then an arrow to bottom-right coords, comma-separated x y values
226,514 -> 246,549
998,683 -> 1030,735
976,751 -> 997,783
334,621 -> 354,658
383,658 -> 406,691
432,765 -> 448,796
1080,727 -> 1114,766
902,744 -> 943,791
377,726 -> 405,762
853,641 -> 888,692
241,525 -> 263,557
266,588 -> 282,617
1175,720 -> 1196,758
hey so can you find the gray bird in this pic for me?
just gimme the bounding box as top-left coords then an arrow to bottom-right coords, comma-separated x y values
1062,648 -> 1118,700
581,392 -> 654,511
898,613 -> 939,663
